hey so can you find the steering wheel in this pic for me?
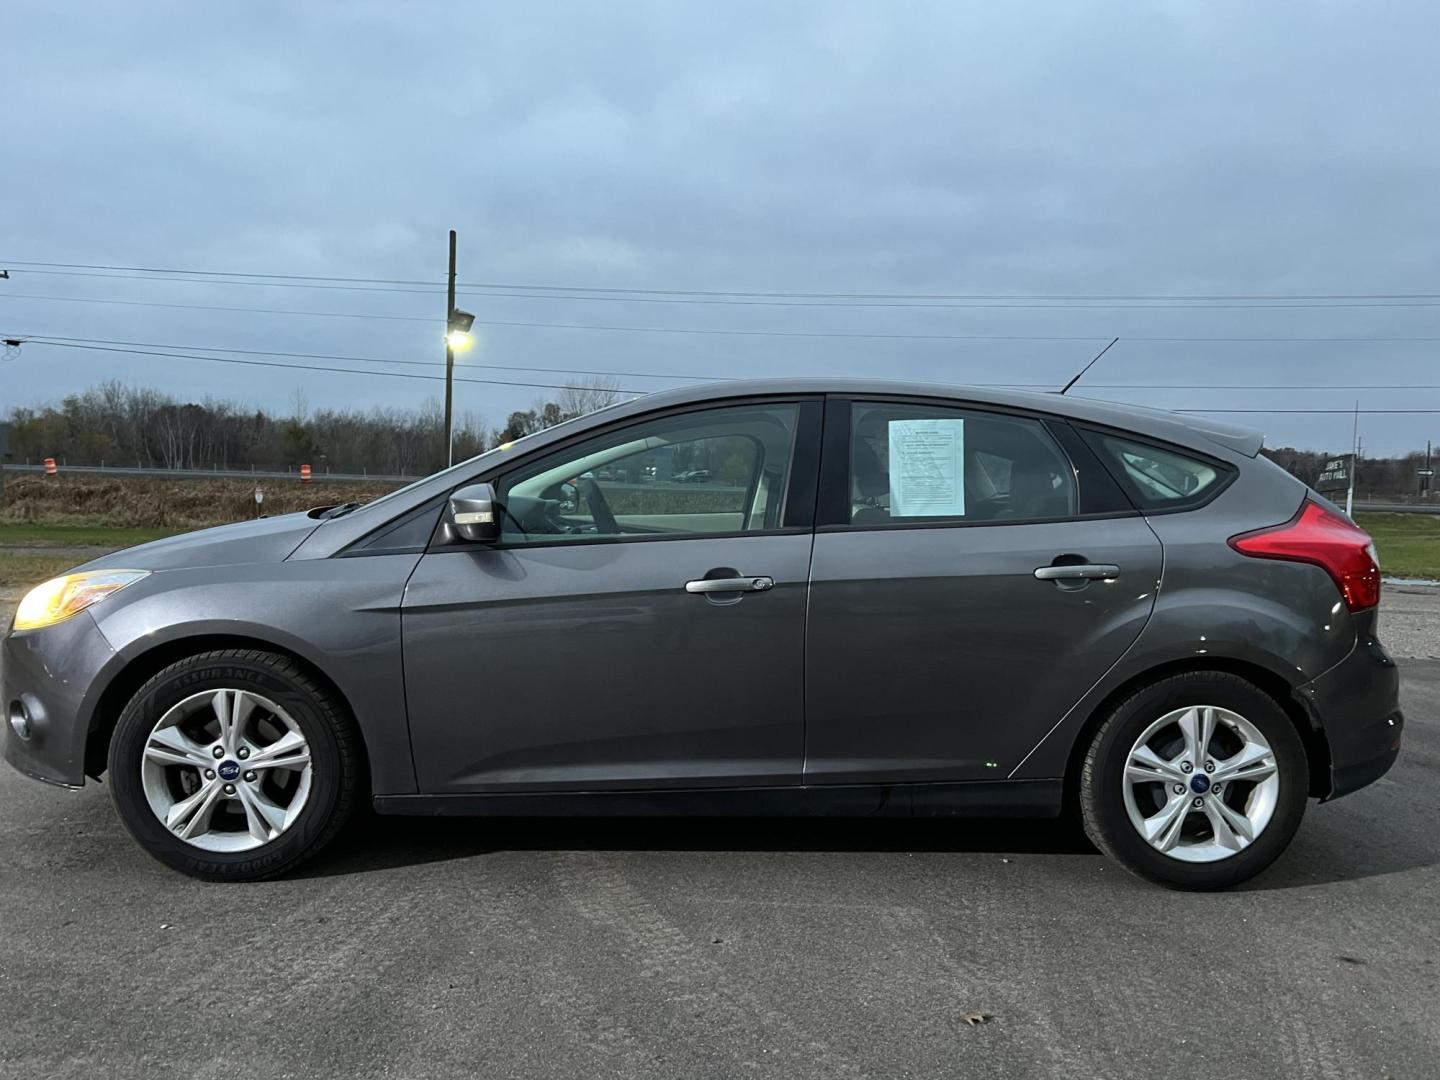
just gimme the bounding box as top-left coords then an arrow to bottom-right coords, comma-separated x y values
582,478 -> 620,535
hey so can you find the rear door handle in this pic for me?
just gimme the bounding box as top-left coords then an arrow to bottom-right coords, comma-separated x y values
1033,564 -> 1121,581
685,575 -> 775,594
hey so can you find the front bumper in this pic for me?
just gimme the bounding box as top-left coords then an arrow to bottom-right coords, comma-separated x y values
1297,623 -> 1403,801
0,611 -> 116,788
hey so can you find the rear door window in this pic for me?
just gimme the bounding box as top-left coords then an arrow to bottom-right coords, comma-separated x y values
847,402 -> 1078,524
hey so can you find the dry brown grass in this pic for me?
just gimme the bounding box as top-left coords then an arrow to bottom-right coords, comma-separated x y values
0,474 -> 406,529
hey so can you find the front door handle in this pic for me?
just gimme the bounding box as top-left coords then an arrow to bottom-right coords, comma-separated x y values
685,575 -> 775,594
1033,564 -> 1121,581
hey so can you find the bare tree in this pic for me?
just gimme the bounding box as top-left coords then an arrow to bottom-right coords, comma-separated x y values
557,377 -> 621,420
454,410 -> 489,461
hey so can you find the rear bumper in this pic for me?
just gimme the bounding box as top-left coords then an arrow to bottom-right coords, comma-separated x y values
1327,709 -> 1403,798
1297,624 -> 1403,801
1,612 -> 115,789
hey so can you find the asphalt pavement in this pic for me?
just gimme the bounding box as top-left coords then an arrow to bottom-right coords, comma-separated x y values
1,627 -> 1437,1077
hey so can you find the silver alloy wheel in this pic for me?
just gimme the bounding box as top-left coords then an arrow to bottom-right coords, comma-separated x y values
1121,704 -> 1280,863
140,688 -> 313,852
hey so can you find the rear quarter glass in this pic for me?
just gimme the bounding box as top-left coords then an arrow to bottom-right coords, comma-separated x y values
1083,430 -> 1238,514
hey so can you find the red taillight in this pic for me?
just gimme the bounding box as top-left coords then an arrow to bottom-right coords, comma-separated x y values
1229,500 -> 1381,612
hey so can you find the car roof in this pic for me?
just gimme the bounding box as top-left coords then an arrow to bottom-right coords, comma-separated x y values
617,378 -> 1264,458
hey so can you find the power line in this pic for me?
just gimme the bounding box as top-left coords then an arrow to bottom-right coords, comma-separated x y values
10,338 -> 1440,411
9,293 -> 1440,345
442,319 -> 1111,342
0,295 -> 1116,340
1,260 -> 440,287
0,309 -> 1125,344
8,268 -> 443,296
14,340 -> 657,395
0,333 -> 1035,388
1,293 -> 434,322
12,334 -> 724,381
12,280 -> 1440,310
10,333 -> 1440,391
9,332 -> 1440,393
7,259 -> 1440,303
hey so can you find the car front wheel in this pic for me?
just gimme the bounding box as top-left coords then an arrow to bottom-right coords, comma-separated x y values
108,649 -> 362,881
1079,671 -> 1309,890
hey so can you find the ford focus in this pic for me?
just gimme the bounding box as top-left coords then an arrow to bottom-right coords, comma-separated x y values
1,380 -> 1402,888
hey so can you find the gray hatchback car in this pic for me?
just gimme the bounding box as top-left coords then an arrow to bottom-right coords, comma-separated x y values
2,380 -> 1402,888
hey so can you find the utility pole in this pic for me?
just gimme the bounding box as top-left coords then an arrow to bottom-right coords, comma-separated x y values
439,232 -> 476,469
1346,400 -> 1359,517
0,268 -> 12,507
443,229 -> 457,468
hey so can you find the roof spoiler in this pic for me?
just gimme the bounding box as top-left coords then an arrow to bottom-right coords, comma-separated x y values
1178,416 -> 1265,458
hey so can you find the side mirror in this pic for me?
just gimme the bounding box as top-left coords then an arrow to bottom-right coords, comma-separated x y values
448,482 -> 501,543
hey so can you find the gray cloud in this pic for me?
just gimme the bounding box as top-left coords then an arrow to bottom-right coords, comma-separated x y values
2,0 -> 1438,453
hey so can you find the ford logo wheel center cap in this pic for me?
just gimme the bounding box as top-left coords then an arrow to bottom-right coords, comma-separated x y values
217,760 -> 242,782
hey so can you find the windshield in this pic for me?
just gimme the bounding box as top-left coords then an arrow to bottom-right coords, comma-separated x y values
348,452 -> 495,517
343,404 -> 638,518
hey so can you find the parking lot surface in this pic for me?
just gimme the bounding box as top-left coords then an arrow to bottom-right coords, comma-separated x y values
1381,584 -> 1440,659
1,597 -> 1437,1078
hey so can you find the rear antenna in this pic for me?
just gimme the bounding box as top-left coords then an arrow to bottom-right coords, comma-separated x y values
1059,337 -> 1119,395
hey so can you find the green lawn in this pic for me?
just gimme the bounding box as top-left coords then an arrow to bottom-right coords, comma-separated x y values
0,523 -> 182,547
1355,513 -> 1440,581
0,554 -> 91,588
0,523 -> 184,589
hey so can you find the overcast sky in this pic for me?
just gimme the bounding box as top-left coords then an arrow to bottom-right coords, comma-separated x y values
3,1 -> 1438,455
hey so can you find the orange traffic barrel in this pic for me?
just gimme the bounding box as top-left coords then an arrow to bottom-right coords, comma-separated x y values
43,457 -> 57,476
299,463 -> 312,483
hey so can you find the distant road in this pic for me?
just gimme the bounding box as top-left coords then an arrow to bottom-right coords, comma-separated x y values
0,463 -> 748,494
1,463 -> 414,483
1355,501 -> 1440,515
4,464 -> 1438,510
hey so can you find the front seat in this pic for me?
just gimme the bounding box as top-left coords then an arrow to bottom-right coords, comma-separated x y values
851,432 -> 891,524
1001,460 -> 1071,520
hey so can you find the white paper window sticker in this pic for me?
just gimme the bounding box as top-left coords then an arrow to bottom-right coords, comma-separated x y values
888,418 -> 965,517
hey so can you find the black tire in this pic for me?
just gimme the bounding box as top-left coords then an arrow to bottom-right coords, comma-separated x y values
1078,671 -> 1309,890
108,649 -> 362,881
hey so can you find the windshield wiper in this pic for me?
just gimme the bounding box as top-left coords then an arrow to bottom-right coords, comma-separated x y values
318,501 -> 363,520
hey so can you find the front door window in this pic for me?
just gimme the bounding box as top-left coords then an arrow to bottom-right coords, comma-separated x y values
498,403 -> 801,544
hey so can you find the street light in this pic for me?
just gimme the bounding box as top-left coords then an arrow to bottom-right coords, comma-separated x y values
446,309 -> 475,351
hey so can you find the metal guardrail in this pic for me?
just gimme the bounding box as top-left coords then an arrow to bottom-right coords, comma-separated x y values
3,464 -> 1438,510
0,463 -> 749,494
0,463 -> 414,483
1353,501 -> 1440,515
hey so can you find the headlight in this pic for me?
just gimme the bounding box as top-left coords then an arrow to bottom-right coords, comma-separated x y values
13,570 -> 149,631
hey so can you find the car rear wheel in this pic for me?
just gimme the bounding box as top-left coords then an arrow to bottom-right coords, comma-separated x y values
108,649 -> 362,881
1079,671 -> 1309,890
